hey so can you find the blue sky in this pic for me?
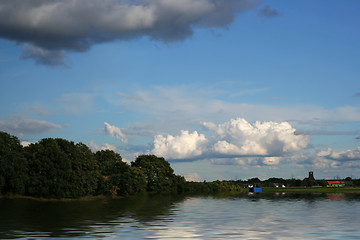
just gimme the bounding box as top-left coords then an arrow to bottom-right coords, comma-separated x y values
1,0 -> 360,181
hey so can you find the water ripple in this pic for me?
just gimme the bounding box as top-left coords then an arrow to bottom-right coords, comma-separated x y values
1,194 -> 360,239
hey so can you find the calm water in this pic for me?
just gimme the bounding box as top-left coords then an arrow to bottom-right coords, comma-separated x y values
1,193 -> 360,239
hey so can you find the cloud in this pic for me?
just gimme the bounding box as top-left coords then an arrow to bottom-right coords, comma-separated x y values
0,0 -> 259,65
228,88 -> 268,98
211,155 -> 291,168
122,126 -> 159,140
262,156 -> 282,165
317,147 -> 360,161
0,116 -> 62,135
311,157 -> 334,170
152,130 -> 207,159
57,93 -> 95,114
117,92 -> 144,102
116,86 -> 360,132
31,104 -> 53,116
21,44 -> 69,66
104,122 -> 128,143
151,117 -> 309,160
88,140 -> 117,152
114,86 -> 360,167
301,147 -> 360,170
258,5 -> 279,18
354,92 -> 360,97
303,130 -> 360,136
184,172 -> 202,182
336,106 -> 360,121
202,118 -> 310,156
20,140 -> 34,147
211,157 -> 247,166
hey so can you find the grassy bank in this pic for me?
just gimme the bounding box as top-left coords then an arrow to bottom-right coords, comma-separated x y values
3,187 -> 360,201
261,187 -> 360,194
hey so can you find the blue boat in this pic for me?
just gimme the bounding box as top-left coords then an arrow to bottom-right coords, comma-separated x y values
248,185 -> 262,193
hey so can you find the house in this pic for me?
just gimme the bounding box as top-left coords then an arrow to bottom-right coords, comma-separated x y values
327,180 -> 345,187
274,183 -> 286,188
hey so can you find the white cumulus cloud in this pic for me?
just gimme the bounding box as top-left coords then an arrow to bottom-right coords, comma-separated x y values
202,118 -> 310,156
104,122 -> 127,143
184,173 -> 202,182
151,117 -> 309,161
152,130 -> 207,159
88,140 -> 117,152
262,156 -> 282,165
20,141 -> 34,147
317,147 -> 360,161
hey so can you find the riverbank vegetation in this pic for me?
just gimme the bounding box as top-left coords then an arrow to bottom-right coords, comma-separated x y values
233,177 -> 360,189
1,131 -> 359,199
0,131 -> 243,198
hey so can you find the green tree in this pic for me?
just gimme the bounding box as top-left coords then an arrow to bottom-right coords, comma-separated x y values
128,166 -> 147,194
0,131 -> 28,194
95,150 -> 146,196
73,142 -> 100,196
96,150 -> 124,176
174,175 -> 186,194
25,138 -> 99,198
247,177 -> 261,184
131,155 -> 178,193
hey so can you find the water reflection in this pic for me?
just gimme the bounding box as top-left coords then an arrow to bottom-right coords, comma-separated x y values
1,193 -> 360,239
0,195 -> 185,239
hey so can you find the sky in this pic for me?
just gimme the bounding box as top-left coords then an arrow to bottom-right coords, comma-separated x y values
1,0 -> 360,181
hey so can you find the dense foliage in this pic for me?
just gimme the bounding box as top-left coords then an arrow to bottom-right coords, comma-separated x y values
95,150 -> 146,196
0,132 -> 28,195
183,180 -> 243,195
0,131 -> 187,198
25,138 -> 99,198
132,155 -> 184,194
1,131 -> 359,199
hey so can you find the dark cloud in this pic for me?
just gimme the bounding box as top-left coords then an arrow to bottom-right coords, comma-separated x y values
0,0 -> 259,66
21,44 -> 69,66
356,136 -> 360,140
0,116 -> 62,135
354,92 -> 360,97
258,5 -> 279,18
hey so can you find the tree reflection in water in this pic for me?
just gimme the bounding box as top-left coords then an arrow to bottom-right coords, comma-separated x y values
1,193 -> 360,239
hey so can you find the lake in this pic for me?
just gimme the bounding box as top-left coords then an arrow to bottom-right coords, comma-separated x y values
1,193 -> 360,239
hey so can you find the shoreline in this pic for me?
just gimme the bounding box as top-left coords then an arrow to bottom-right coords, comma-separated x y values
2,187 -> 360,201
261,187 -> 360,194
0,194 -> 121,202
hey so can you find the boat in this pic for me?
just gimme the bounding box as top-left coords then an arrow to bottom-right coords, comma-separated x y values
248,184 -> 262,193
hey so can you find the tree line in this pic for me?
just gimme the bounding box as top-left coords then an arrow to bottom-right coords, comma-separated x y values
0,131 -> 242,198
237,176 -> 360,187
3,131 -> 357,199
